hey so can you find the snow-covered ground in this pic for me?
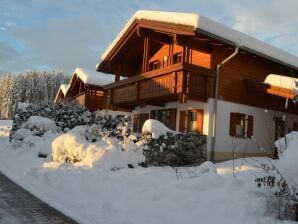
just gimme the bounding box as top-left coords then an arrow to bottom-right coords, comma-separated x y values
0,120 -> 12,141
0,121 -> 294,224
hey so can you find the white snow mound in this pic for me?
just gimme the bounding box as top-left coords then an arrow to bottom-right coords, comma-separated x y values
22,116 -> 58,132
51,126 -> 145,169
275,131 -> 298,182
198,161 -> 217,174
142,119 -> 175,139
17,102 -> 31,112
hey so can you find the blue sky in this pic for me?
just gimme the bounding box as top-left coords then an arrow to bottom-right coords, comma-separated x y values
0,0 -> 298,75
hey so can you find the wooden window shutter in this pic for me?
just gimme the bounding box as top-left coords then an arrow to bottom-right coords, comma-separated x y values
229,113 -> 237,137
247,115 -> 254,138
196,110 -> 204,134
170,109 -> 177,130
133,114 -> 138,132
150,110 -> 155,119
179,111 -> 186,132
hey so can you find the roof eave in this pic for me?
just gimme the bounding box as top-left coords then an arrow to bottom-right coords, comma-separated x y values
196,28 -> 298,71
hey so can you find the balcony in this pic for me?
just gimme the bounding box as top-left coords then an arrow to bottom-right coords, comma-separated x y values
71,91 -> 107,111
105,63 -> 214,105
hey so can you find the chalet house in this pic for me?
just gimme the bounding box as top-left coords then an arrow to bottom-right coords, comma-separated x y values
54,67 -> 115,111
54,84 -> 68,103
96,10 -> 298,161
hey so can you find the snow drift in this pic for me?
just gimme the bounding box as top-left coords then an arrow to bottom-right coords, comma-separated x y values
142,119 -> 175,139
275,131 -> 298,182
22,116 -> 58,133
51,126 -> 145,169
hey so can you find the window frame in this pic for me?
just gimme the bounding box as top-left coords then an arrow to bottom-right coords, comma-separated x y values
149,60 -> 161,71
229,112 -> 253,138
150,108 -> 177,130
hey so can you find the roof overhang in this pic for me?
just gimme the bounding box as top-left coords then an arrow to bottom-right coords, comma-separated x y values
245,74 -> 297,99
97,19 -> 196,74
96,10 -> 298,73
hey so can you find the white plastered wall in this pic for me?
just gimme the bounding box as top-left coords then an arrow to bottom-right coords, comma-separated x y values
133,98 -> 298,160
134,100 -> 211,134
212,99 -> 298,157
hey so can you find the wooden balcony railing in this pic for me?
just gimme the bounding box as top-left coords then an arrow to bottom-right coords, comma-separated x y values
105,63 -> 214,105
70,91 -> 107,111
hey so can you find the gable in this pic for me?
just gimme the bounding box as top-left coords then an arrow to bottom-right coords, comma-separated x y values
97,10 -> 298,73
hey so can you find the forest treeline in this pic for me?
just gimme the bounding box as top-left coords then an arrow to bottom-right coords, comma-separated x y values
0,71 -> 69,119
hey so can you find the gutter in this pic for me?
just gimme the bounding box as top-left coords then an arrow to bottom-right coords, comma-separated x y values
210,47 -> 239,161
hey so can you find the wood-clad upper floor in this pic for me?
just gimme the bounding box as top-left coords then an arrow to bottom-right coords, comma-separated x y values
58,71 -> 108,111
97,14 -> 298,113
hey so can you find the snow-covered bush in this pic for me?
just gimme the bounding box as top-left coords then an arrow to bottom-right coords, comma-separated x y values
11,116 -> 59,157
142,119 -> 175,139
10,103 -> 92,141
22,116 -> 58,136
87,111 -> 132,140
140,119 -> 207,167
50,125 -> 144,169
255,132 -> 298,221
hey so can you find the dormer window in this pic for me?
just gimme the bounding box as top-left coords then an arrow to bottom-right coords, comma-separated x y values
149,60 -> 161,71
173,52 -> 182,64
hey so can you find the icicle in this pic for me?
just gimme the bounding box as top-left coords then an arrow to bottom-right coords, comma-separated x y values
285,98 -> 289,109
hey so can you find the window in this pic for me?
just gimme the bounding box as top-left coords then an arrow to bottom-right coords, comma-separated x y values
133,113 -> 149,132
150,109 -> 177,130
149,60 -> 161,71
173,52 -> 182,64
179,109 -> 203,134
188,111 -> 198,132
229,113 -> 253,138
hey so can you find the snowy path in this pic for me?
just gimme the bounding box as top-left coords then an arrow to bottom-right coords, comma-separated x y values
0,172 -> 78,224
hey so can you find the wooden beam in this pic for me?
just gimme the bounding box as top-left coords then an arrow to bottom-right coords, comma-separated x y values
144,100 -> 165,107
115,74 -> 120,82
104,63 -> 183,89
142,37 -> 149,73
137,19 -> 195,36
138,28 -> 173,44
179,94 -> 187,103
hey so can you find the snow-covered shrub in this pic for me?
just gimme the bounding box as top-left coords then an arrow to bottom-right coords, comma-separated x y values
51,126 -> 104,165
11,116 -> 60,157
50,125 -> 144,169
142,119 -> 175,139
255,132 -> 298,221
10,103 -> 92,141
91,111 -> 132,139
22,116 -> 58,136
140,119 -> 207,167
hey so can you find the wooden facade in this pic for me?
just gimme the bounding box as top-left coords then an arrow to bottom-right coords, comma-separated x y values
95,13 -> 298,142
62,74 -> 107,111
98,19 -> 298,115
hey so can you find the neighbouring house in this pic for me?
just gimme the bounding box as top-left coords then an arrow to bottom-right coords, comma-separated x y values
54,84 -> 69,103
54,67 -> 115,111
95,10 -> 298,161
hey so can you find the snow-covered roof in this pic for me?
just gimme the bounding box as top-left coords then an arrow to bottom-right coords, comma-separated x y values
60,84 -> 69,95
98,10 -> 298,70
264,74 -> 298,90
54,84 -> 69,103
73,67 -> 115,86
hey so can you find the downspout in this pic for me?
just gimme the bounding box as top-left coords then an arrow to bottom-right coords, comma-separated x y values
210,47 -> 239,161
